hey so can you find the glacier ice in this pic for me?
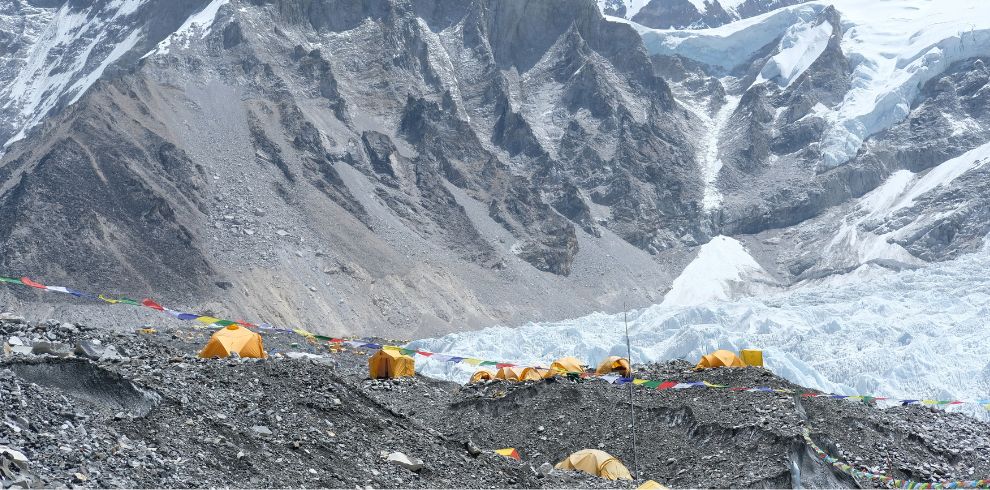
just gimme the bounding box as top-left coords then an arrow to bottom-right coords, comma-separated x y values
410,242 -> 990,417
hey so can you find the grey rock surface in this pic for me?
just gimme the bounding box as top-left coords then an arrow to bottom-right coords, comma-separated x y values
0,316 -> 987,488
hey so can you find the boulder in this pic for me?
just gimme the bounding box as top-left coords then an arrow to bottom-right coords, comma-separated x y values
250,426 -> 273,438
0,313 -> 26,324
31,341 -> 72,357
387,452 -> 424,472
74,340 -> 105,360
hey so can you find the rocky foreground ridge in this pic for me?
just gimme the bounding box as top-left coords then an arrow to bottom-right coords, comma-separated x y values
1,314 -> 989,489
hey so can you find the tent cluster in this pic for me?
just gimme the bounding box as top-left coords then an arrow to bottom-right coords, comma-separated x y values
470,355 -> 632,383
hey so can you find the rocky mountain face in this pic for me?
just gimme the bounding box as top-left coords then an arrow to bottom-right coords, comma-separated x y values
1,0 -> 989,336
601,0 -> 809,29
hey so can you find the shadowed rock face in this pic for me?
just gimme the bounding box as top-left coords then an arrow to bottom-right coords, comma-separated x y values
630,0 -> 809,29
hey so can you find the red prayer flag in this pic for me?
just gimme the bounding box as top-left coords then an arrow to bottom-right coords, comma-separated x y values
141,298 -> 165,311
801,393 -> 817,397
495,363 -> 514,368
658,381 -> 677,390
417,351 -> 432,356
20,277 -> 46,289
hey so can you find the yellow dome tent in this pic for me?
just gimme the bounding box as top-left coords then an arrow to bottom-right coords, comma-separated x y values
638,480 -> 669,489
369,349 -> 415,379
595,356 -> 631,377
470,369 -> 495,383
198,325 -> 267,359
495,366 -> 543,382
550,356 -> 584,375
695,349 -> 746,369
555,449 -> 632,480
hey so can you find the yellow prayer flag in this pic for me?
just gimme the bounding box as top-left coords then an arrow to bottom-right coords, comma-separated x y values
196,316 -> 221,325
632,379 -> 647,385
462,358 -> 482,366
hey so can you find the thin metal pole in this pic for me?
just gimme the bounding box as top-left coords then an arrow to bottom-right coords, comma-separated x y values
624,302 -> 639,478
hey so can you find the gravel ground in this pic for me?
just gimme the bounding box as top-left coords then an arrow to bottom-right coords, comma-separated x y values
1,315 -> 989,489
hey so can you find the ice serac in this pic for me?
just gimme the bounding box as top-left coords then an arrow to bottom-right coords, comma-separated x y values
411,245 -> 990,419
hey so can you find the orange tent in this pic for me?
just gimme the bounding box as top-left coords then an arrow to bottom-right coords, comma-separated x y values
695,349 -> 746,369
470,369 -> 495,383
550,356 -> 584,375
369,349 -> 415,379
495,366 -> 542,382
595,356 -> 631,377
521,367 -> 553,379
199,325 -> 267,359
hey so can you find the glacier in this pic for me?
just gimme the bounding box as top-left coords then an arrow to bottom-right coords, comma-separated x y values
622,0 -> 990,169
409,241 -> 990,416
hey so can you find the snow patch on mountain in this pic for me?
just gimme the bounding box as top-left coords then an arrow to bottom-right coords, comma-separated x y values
144,0 -> 228,58
825,141 -> 990,266
0,0 -> 151,149
755,19 -> 832,87
682,89 -> 740,211
410,244 -> 990,415
596,0 -> 656,19
661,235 -> 776,308
630,0 -> 990,169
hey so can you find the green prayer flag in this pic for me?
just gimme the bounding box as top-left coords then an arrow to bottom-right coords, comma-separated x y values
214,320 -> 237,327
643,380 -> 662,389
399,348 -> 417,356
0,276 -> 21,284
479,361 -> 498,366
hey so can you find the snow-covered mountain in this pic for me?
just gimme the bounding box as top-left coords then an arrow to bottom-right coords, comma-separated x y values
1,0 -> 989,345
410,0 -> 990,415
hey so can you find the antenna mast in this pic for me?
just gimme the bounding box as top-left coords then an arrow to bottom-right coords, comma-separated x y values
624,302 -> 639,478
